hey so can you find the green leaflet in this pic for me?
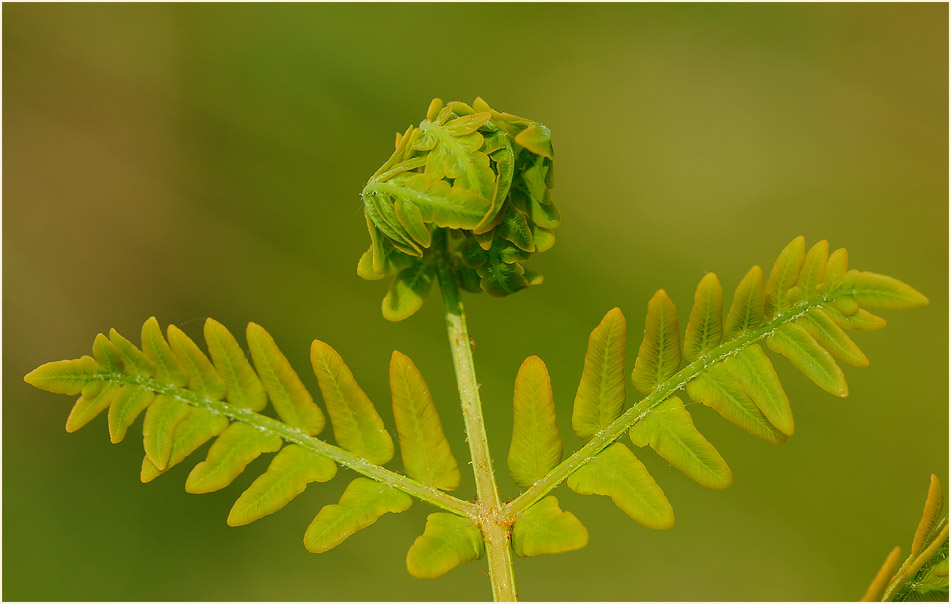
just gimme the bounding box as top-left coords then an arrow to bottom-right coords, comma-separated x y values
228,445 -> 337,527
572,308 -> 627,440
723,344 -> 794,436
912,475 -> 944,559
567,443 -> 674,530
186,423 -> 283,494
419,118 -> 496,199
822,248 -> 849,289
796,239 -> 828,295
142,394 -> 191,470
66,382 -> 120,433
24,356 -> 99,395
389,351 -> 460,490
835,270 -> 930,309
108,386 -> 155,444
476,251 -> 531,298
108,328 -> 154,376
311,341 -> 394,465
508,356 -> 563,488
724,266 -> 765,339
766,323 -> 848,397
512,496 -> 587,557
304,477 -> 412,553
629,396 -> 733,490
495,203 -> 535,252
141,407 -> 229,482
685,366 -> 787,444
365,178 -> 492,233
92,333 -> 124,373
631,290 -> 682,395
141,317 -> 188,387
682,273 -> 723,362
167,324 -> 227,400
247,322 -> 326,435
204,319 -> 268,411
824,306 -> 887,331
382,261 -> 435,322
405,513 -> 485,579
795,309 -> 869,367
764,235 -> 805,317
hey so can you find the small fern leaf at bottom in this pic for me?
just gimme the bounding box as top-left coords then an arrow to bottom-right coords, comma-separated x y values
228,445 -> 337,527
512,496 -> 588,557
304,478 -> 412,554
566,443 -> 674,530
406,513 -> 484,579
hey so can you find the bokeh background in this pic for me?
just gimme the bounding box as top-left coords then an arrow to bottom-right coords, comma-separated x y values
3,3 -> 947,601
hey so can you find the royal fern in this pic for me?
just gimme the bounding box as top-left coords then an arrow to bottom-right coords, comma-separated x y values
25,235 -> 928,598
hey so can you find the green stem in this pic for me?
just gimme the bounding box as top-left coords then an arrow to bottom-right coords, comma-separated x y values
503,295 -> 831,517
434,234 -> 518,602
96,372 -> 476,517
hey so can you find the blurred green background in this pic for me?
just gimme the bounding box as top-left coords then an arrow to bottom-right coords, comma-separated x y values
3,3 -> 947,601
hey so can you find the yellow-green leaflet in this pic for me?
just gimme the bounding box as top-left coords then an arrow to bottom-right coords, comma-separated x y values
629,396 -> 732,490
836,270 -> 930,309
512,496 -> 588,557
405,513 -> 485,579
24,356 -> 99,395
66,382 -> 120,433
724,266 -> 765,339
203,319 -> 267,411
766,323 -> 848,396
186,423 -> 283,494
822,248 -> 849,290
246,322 -> 326,435
795,309 -> 869,367
685,366 -> 787,444
682,273 -> 723,362
304,478 -> 412,553
92,333 -> 124,373
142,394 -> 190,470
108,328 -> 154,376
572,308 -> 626,440
912,475 -> 944,558
311,341 -> 394,465
631,290 -> 682,395
382,262 -> 435,322
167,324 -> 227,400
140,407 -> 228,482
796,239 -> 829,295
567,443 -> 674,530
508,356 -> 562,488
141,317 -> 188,387
108,386 -> 155,444
723,344 -> 794,436
228,445 -> 337,527
389,351 -> 460,490
764,235 -> 805,317
862,546 -> 903,602
824,306 -> 887,331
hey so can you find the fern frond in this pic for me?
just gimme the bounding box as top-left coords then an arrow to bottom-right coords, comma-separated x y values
25,317 -> 476,562
505,237 -> 927,532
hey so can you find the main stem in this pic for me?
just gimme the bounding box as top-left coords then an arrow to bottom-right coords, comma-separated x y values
434,238 -> 518,602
